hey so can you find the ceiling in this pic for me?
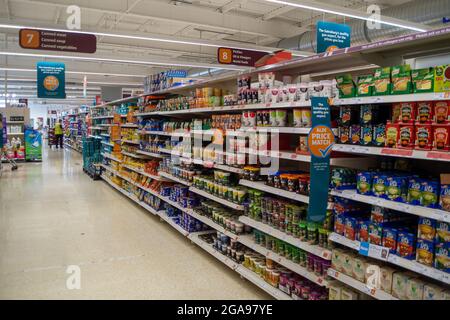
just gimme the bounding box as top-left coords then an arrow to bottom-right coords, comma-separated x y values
0,0 -> 437,105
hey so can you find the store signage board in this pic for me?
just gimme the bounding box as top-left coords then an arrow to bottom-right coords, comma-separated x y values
316,21 -> 351,53
20,29 -> 96,53
218,47 -> 267,67
307,97 -> 334,222
166,70 -> 187,78
37,62 -> 66,99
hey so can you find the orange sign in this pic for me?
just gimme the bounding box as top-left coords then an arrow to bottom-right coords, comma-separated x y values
308,125 -> 335,158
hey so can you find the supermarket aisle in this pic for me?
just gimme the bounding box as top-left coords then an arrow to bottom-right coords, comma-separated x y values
0,147 -> 270,299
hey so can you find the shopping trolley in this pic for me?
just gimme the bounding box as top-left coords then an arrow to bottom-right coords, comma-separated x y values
0,147 -> 18,176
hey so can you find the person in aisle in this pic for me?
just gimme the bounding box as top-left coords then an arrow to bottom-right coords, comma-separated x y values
54,119 -> 64,149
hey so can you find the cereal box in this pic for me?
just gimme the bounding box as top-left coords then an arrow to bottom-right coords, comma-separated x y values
407,177 -> 422,205
361,125 -> 373,146
344,216 -> 358,240
423,283 -> 445,300
368,222 -> 383,245
416,101 -> 433,123
382,226 -> 399,254
398,124 -> 415,149
434,242 -> 449,273
412,68 -> 434,93
380,266 -> 396,294
396,231 -> 416,260
373,67 -> 391,95
434,65 -> 450,93
406,278 -> 425,300
358,220 -> 370,242
373,123 -> 386,146
416,239 -> 434,266
385,122 -> 400,148
391,65 -> 412,94
336,74 -> 356,98
415,124 -> 433,150
331,248 -> 344,272
352,256 -> 368,282
341,288 -> 360,300
420,180 -> 439,208
350,124 -> 361,144
432,124 -> 450,151
433,101 -> 450,124
357,75 -> 374,96
435,221 -> 450,243
392,272 -> 415,299
357,171 -> 373,195
417,217 -> 436,241
385,176 -> 408,202
338,126 -> 350,144
372,174 -> 388,197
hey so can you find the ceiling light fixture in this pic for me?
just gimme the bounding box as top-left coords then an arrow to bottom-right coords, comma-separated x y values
0,51 -> 245,71
0,67 -> 146,77
263,0 -> 428,32
0,23 -> 309,57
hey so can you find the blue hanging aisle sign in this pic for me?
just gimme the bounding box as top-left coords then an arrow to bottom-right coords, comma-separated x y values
166,70 -> 187,78
316,21 -> 351,53
37,62 -> 66,99
307,97 -> 335,222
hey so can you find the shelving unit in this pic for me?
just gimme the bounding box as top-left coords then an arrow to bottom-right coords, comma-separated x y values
329,233 -> 450,285
239,216 -> 332,260
89,27 -> 450,300
330,189 -> 450,223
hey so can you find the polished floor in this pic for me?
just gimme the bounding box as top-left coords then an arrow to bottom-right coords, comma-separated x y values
0,146 -> 270,299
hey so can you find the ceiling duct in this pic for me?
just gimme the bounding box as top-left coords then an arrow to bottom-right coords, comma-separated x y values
275,0 -> 450,52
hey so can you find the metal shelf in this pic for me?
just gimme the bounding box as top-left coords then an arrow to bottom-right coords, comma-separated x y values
239,179 -> 310,204
330,189 -> 450,223
329,232 -> 450,285
239,216 -> 332,260
333,144 -> 450,162
189,187 -> 245,211
327,268 -> 398,300
238,235 -> 328,287
158,171 -> 192,186
136,149 -> 165,158
101,152 -> 122,163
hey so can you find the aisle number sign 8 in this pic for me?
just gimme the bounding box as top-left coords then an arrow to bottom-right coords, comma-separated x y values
218,48 -> 233,64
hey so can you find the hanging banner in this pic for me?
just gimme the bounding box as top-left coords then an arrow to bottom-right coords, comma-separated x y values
316,21 -> 351,53
307,97 -> 334,222
20,29 -> 96,53
37,62 -> 66,99
0,114 -> 6,149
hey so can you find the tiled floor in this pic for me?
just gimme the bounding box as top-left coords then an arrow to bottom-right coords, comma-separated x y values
0,146 -> 270,299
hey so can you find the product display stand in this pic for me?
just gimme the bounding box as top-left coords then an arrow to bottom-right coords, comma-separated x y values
90,27 -> 450,300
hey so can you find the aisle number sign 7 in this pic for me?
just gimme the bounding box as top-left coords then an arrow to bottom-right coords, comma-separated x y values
20,29 -> 40,49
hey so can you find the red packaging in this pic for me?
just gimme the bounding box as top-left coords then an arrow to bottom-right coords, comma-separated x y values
398,124 -> 415,149
432,124 -> 450,151
434,101 -> 450,124
393,102 -> 416,123
385,122 -> 400,148
415,124 -> 433,150
416,101 -> 433,123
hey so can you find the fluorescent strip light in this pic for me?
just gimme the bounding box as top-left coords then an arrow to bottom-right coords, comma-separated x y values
0,77 -> 142,86
263,0 -> 427,32
0,51 -> 244,71
0,67 -> 146,77
0,24 -> 277,54
0,23 -> 310,57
